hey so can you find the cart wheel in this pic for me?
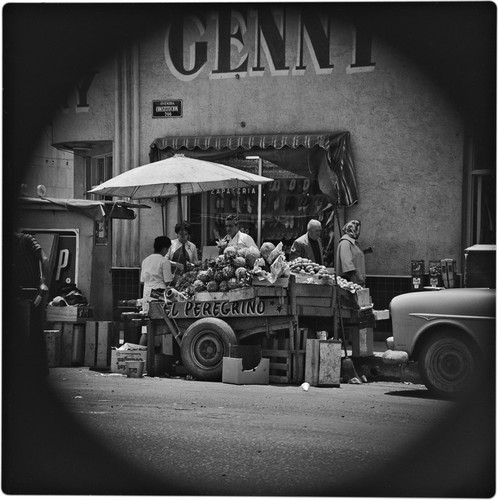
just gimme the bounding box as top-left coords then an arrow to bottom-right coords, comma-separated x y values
180,318 -> 237,381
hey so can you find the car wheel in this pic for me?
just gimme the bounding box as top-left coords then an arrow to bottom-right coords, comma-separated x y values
180,318 -> 237,381
418,331 -> 479,398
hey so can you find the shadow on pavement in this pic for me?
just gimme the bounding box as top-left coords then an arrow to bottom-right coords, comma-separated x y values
384,388 -> 439,400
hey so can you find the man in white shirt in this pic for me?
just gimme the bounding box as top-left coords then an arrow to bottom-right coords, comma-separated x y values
224,214 -> 258,250
140,236 -> 173,315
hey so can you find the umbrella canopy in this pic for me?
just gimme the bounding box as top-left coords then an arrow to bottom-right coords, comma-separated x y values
88,154 -> 273,200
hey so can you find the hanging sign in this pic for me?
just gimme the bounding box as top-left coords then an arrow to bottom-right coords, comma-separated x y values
152,99 -> 183,118
94,219 -> 109,246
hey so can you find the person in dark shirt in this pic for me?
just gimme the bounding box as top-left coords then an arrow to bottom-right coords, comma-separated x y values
12,232 -> 50,376
289,219 -> 323,264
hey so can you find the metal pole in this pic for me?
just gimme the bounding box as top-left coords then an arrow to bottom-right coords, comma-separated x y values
257,157 -> 263,247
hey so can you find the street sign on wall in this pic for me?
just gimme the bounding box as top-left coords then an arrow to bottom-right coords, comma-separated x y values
152,99 -> 183,118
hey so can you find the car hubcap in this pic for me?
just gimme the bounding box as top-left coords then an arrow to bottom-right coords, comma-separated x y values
432,341 -> 473,385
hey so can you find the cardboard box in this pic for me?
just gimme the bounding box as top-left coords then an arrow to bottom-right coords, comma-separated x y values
222,357 -> 270,385
373,309 -> 390,320
110,349 -> 148,374
46,305 -> 94,323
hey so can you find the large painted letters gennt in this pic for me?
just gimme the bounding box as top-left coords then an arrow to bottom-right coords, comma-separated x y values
211,9 -> 249,78
164,7 -> 374,81
165,14 -> 208,81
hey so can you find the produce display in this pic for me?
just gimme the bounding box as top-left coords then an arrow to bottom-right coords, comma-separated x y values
169,243 -> 362,301
173,246 -> 257,298
288,258 -> 331,277
336,275 -> 364,293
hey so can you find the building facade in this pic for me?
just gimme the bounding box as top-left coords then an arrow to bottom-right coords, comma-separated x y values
24,4 -> 493,309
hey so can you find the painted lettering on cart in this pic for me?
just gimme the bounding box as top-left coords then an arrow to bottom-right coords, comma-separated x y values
165,298 -> 267,318
164,7 -> 375,81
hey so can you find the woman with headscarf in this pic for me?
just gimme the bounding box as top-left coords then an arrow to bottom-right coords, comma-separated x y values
336,219 -> 366,286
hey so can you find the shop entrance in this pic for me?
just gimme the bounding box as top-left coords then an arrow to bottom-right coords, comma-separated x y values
149,132 -> 359,265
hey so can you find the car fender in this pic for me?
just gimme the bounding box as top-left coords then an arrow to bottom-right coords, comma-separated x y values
409,316 -> 483,360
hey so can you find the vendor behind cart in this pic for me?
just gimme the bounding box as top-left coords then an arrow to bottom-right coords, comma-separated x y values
140,236 -> 173,321
336,219 -> 366,287
289,219 -> 323,264
167,221 -> 200,273
218,214 -> 258,252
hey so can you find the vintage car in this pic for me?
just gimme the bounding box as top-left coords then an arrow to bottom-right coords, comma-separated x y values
383,247 -> 496,398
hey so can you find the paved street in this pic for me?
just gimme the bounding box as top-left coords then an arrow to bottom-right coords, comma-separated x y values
4,367 -> 493,496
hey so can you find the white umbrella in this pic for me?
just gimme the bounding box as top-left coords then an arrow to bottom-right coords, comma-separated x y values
88,154 -> 273,227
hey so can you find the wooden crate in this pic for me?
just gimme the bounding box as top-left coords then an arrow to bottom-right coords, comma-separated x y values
291,282 -> 335,316
261,332 -> 291,384
260,322 -> 307,384
254,286 -> 287,298
84,321 -> 115,368
194,287 -> 256,302
44,329 -> 61,367
252,277 -> 289,288
46,305 -> 94,323
290,327 -> 307,384
305,339 -> 341,387
45,322 -> 85,367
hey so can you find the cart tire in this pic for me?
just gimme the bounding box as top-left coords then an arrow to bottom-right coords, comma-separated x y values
180,318 -> 238,381
418,330 -> 480,399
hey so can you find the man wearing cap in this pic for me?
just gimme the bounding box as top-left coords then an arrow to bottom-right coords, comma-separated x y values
289,219 -> 324,264
221,214 -> 258,251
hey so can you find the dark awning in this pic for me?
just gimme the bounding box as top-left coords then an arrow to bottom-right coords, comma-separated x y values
18,197 -> 150,221
150,132 -> 358,207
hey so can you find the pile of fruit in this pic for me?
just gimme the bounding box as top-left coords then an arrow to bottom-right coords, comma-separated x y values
172,246 -> 363,299
174,245 -> 260,297
289,257 -> 331,278
336,276 -> 363,292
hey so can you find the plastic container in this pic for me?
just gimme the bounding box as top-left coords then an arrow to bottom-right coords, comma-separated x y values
125,360 -> 145,378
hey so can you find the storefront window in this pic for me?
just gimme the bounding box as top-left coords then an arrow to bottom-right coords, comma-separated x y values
190,157 -> 333,260
471,170 -> 495,244
86,154 -> 113,200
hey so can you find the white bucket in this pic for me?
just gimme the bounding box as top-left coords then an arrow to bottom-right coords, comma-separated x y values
125,360 -> 145,378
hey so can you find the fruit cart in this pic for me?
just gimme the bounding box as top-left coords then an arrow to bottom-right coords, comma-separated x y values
144,265 -> 371,383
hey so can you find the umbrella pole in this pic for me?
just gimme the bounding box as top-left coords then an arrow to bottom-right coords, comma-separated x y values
176,184 -> 188,268
257,157 -> 262,247
176,184 -> 183,229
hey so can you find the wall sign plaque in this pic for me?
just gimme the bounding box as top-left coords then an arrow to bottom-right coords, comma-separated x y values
152,99 -> 183,118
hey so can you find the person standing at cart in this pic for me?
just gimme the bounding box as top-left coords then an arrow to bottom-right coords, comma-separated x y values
167,221 -> 200,273
219,214 -> 258,252
289,219 -> 324,264
336,219 -> 366,287
140,236 -> 174,318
